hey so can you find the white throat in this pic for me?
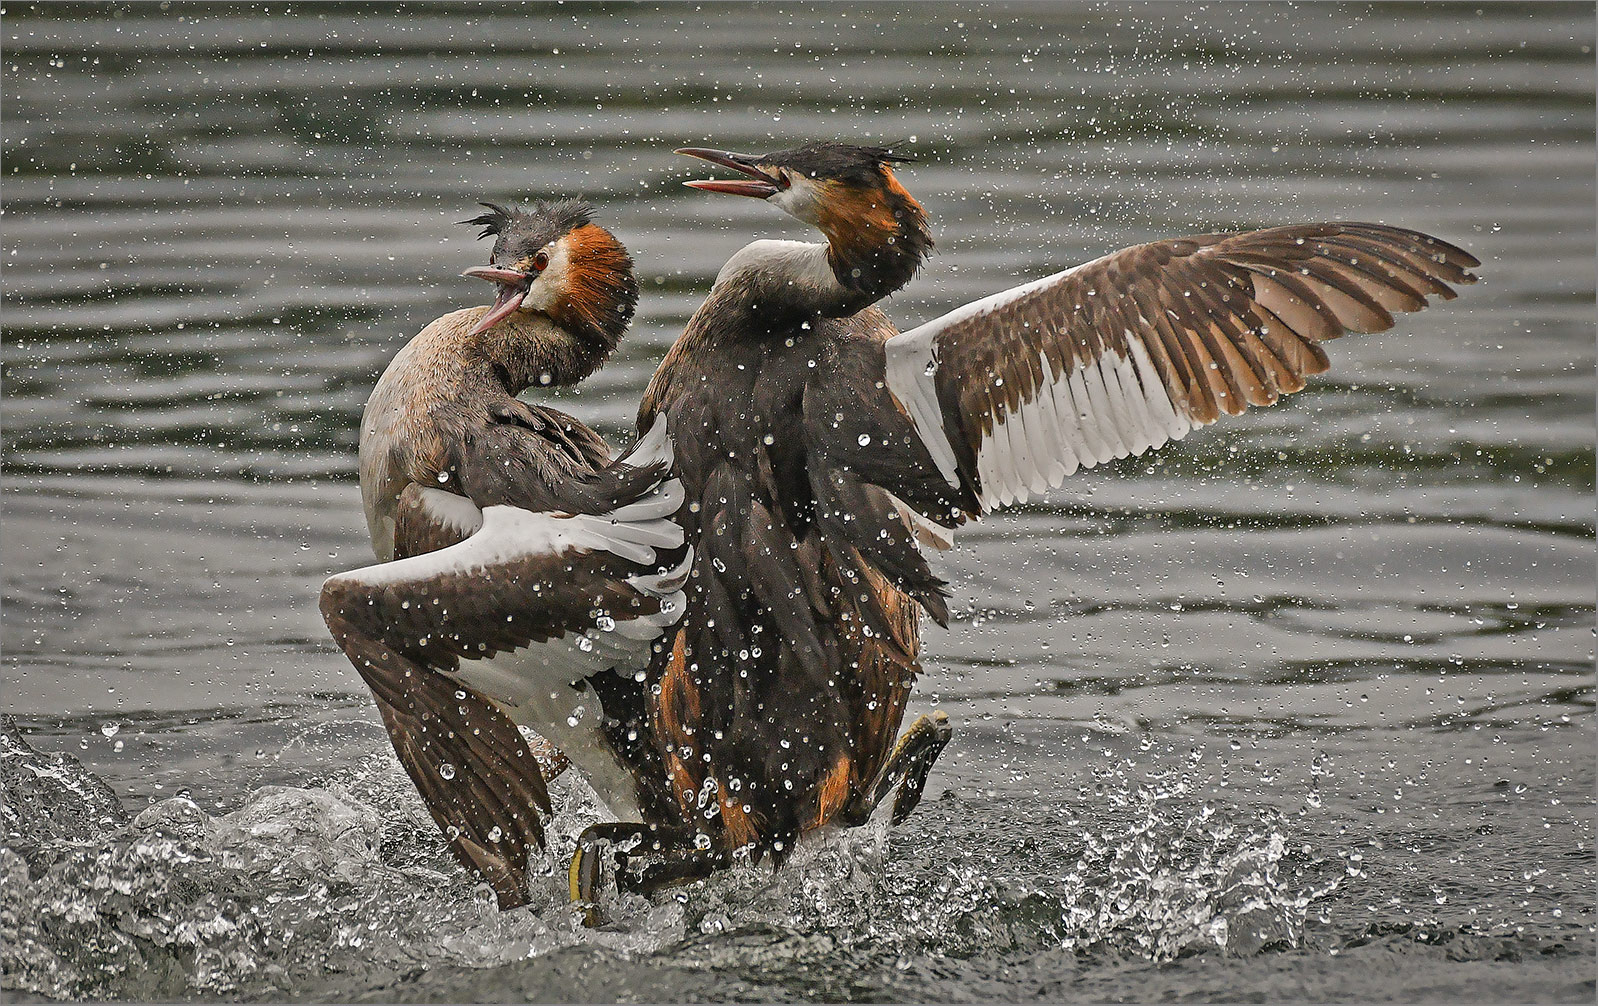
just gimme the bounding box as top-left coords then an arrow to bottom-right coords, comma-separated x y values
714,239 -> 844,300
767,174 -> 826,224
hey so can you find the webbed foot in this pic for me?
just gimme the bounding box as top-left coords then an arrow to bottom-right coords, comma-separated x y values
568,822 -> 724,926
843,710 -> 954,826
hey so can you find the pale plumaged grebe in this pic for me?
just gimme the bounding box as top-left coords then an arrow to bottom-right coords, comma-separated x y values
319,201 -> 690,909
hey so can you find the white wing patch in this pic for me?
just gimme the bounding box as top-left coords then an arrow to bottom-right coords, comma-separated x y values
416,486 -> 485,538
326,432 -> 689,686
884,265 -> 1081,491
442,541 -> 689,822
974,343 -> 1196,510
446,548 -> 690,707
345,496 -> 682,588
623,411 -> 675,468
885,268 -> 1209,512
883,326 -> 959,488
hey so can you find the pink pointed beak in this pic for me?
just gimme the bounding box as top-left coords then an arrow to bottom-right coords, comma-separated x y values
676,147 -> 784,198
462,265 -> 532,337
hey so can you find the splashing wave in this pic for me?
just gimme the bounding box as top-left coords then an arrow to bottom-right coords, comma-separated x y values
3,724 -> 1340,1000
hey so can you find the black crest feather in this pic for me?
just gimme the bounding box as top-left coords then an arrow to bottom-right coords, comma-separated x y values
751,142 -> 917,185
460,199 -> 595,241
459,198 -> 598,263
463,202 -> 513,240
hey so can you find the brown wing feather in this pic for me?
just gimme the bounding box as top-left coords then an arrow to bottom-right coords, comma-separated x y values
337,480 -> 546,907
321,601 -> 550,909
392,483 -> 481,559
321,483 -> 687,909
884,222 -> 1478,511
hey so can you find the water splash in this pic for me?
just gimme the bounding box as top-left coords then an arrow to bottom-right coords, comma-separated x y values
872,772 -> 1342,961
1,714 -> 126,859
3,723 -> 1343,1000
562,765 -> 1341,967
1051,774 -> 1340,958
0,751 -> 686,1001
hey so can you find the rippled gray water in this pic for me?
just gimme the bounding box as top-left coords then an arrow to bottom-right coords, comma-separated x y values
3,3 -> 1594,1002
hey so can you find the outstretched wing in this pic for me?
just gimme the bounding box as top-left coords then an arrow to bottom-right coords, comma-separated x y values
882,222 -> 1478,511
320,419 -> 688,908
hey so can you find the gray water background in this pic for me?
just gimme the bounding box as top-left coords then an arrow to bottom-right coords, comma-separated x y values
2,2 -> 1594,1001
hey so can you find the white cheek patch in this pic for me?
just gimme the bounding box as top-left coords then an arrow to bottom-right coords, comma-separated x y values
769,175 -> 824,224
522,238 -> 571,313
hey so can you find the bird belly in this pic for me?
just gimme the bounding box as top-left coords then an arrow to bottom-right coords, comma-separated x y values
446,649 -> 644,821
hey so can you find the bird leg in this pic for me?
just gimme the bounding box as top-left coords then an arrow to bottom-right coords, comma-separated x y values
887,711 -> 953,823
842,710 -> 953,827
568,822 -> 722,926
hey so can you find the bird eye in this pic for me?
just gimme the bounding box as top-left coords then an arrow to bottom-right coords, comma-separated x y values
532,251 -> 549,272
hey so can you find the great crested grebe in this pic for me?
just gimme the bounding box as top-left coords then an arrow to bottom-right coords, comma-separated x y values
559,141 -> 1478,903
319,200 -> 691,909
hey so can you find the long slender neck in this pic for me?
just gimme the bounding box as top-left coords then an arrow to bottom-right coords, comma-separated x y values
715,180 -> 932,321
707,202 -> 932,326
476,310 -> 613,394
707,240 -> 852,321
813,177 -> 933,311
358,306 -> 613,557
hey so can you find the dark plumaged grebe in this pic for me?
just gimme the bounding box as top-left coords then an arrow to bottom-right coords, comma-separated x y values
564,142 -> 1478,905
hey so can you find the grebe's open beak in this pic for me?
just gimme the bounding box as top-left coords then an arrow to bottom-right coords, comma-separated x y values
676,147 -> 784,198
462,265 -> 532,337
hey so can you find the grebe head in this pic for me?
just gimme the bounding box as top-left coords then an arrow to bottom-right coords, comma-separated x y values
461,199 -> 638,351
678,142 -> 921,223
677,143 -> 932,303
